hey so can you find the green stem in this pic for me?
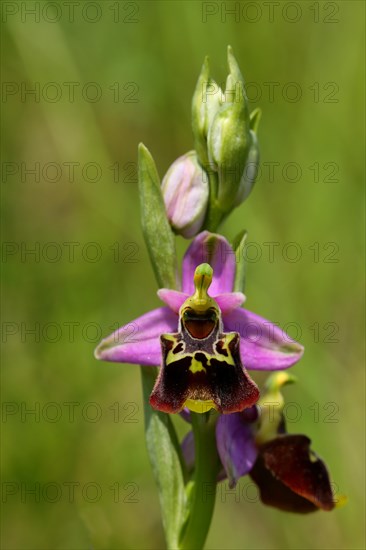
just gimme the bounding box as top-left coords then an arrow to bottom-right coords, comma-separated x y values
204,202 -> 225,233
196,152 -> 228,232
180,412 -> 220,550
203,170 -> 225,233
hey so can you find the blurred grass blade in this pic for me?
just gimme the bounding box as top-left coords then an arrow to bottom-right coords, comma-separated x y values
138,143 -> 178,290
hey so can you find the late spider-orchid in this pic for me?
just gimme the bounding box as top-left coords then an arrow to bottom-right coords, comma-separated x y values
95,232 -> 304,413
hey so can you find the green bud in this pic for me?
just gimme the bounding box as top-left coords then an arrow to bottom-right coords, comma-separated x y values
191,47 -> 262,232
206,46 -> 252,214
191,57 -> 223,167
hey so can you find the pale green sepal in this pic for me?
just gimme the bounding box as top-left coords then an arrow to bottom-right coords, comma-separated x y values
192,57 -> 223,169
138,143 -> 178,289
250,107 -> 262,133
234,130 -> 260,206
264,371 -> 297,393
141,367 -> 187,550
256,372 -> 297,445
208,104 -> 249,211
233,230 -> 248,293
227,45 -> 250,120
191,57 -> 211,166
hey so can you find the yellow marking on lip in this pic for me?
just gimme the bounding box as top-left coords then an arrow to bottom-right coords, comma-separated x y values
184,399 -> 216,413
189,357 -> 206,374
165,338 -> 238,368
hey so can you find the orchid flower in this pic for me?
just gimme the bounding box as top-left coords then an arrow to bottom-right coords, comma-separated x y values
182,372 -> 340,514
95,232 -> 304,413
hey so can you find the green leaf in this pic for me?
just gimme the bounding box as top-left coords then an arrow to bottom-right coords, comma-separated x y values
233,230 -> 248,293
138,143 -> 178,289
140,367 -> 187,549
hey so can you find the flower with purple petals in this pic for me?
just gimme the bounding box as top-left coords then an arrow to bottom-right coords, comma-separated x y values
182,372 -> 339,513
95,231 -> 304,413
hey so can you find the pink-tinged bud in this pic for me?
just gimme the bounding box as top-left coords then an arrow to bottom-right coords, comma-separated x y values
162,151 -> 209,239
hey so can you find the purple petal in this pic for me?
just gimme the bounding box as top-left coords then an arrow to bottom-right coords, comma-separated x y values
215,292 -> 245,313
216,413 -> 258,488
179,408 -> 191,423
181,430 -> 195,471
94,307 -> 178,366
241,404 -> 260,423
157,289 -> 188,313
182,231 -> 236,295
224,308 -> 304,371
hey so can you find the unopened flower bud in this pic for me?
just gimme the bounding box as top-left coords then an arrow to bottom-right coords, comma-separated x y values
191,57 -> 223,166
207,46 -> 251,213
191,47 -> 262,231
162,151 -> 209,239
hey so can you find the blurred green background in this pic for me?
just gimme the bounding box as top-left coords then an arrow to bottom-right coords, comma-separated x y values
1,1 -> 365,549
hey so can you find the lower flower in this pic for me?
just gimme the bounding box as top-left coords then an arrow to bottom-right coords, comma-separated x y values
183,373 -> 340,513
